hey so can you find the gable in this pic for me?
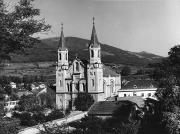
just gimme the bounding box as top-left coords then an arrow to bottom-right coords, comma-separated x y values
67,58 -> 86,78
103,65 -> 120,77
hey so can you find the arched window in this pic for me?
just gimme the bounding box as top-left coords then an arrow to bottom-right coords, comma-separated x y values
103,80 -> 106,93
83,83 -> 86,92
59,53 -> 61,60
76,83 -> 79,92
67,83 -> 70,92
98,50 -> 100,58
91,50 -> 94,58
76,62 -> 79,71
92,79 -> 94,87
60,80 -> 62,87
66,53 -> 68,60
124,94 -> 127,97
110,80 -> 114,93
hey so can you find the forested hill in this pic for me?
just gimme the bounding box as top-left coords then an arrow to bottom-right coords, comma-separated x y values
10,37 -> 163,66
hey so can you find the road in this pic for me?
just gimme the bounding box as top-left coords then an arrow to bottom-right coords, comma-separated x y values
18,111 -> 87,134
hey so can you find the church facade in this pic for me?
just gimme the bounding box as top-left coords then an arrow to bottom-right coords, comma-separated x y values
56,20 -> 121,109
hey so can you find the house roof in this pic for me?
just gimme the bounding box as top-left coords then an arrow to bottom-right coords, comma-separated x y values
88,100 -> 136,116
103,65 -> 120,77
107,96 -> 145,108
121,80 -> 157,89
122,75 -> 151,81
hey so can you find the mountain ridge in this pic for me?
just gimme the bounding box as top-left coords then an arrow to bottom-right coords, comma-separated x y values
10,36 -> 163,66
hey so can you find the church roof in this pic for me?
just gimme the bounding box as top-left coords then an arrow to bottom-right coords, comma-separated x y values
121,80 -> 158,89
103,65 -> 120,77
58,23 -> 67,51
89,18 -> 100,48
88,100 -> 136,116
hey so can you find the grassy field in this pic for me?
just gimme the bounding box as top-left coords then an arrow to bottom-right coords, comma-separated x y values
0,61 -> 142,78
0,62 -> 56,77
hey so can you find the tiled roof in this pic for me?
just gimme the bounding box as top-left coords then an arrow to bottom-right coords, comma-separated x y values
122,75 -> 151,81
107,96 -> 145,108
88,100 -> 135,116
103,65 -> 120,77
121,80 -> 157,89
118,96 -> 145,108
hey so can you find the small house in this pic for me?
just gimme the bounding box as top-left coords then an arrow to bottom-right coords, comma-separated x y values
118,80 -> 157,99
88,100 -> 141,120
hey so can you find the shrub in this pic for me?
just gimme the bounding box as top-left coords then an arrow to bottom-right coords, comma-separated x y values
33,112 -> 46,123
46,109 -> 64,122
38,123 -> 67,134
74,93 -> 94,111
18,112 -> 36,126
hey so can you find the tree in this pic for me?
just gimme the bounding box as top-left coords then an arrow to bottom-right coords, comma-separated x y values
152,45 -> 180,111
149,45 -> 180,134
0,0 -> 50,62
10,93 -> 19,101
38,92 -> 55,109
4,85 -> 12,95
121,66 -> 131,76
74,93 -> 94,111
45,109 -> 64,122
17,94 -> 43,112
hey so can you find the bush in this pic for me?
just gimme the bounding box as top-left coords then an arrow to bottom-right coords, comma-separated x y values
121,66 -> 131,76
74,93 -> 94,111
18,112 -> 36,126
46,109 -> 64,122
0,117 -> 20,134
33,112 -> 46,123
38,123 -> 68,134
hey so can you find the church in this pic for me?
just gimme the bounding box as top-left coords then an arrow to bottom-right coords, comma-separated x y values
56,19 -> 121,109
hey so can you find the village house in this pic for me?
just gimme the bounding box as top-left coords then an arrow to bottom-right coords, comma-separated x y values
88,100 -> 143,120
118,80 -> 157,99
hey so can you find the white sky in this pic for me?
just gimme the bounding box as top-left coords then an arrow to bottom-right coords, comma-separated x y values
5,0 -> 180,56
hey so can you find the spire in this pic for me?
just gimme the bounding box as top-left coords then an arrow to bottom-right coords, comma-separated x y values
59,23 -> 66,50
90,17 -> 99,48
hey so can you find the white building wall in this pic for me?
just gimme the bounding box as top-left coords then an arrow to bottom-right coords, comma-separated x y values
103,76 -> 116,97
89,47 -> 101,64
88,65 -> 103,93
118,88 -> 157,99
58,49 -> 68,66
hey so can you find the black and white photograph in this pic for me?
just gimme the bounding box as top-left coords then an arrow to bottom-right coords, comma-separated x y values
0,0 -> 180,134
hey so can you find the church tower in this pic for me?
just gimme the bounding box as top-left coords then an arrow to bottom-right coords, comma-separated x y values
88,18 -> 104,101
56,23 -> 69,109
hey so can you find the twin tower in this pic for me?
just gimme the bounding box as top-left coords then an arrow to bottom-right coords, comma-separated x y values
56,18 -> 120,109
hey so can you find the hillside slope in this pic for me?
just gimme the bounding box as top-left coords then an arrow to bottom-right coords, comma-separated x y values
10,37 -> 163,66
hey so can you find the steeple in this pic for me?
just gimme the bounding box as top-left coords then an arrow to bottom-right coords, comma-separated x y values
89,17 -> 100,48
59,23 -> 66,50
